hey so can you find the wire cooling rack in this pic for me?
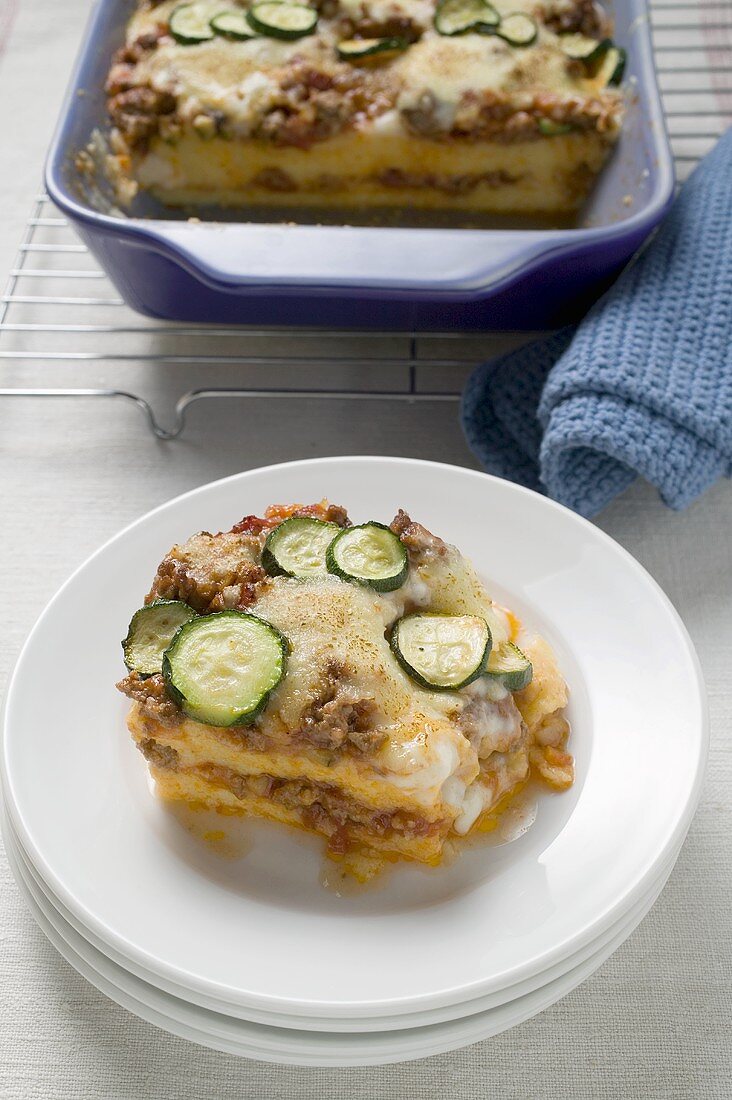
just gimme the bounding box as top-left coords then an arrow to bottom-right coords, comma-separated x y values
0,0 -> 729,439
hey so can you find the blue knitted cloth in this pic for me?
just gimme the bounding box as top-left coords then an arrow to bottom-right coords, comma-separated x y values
461,128 -> 732,517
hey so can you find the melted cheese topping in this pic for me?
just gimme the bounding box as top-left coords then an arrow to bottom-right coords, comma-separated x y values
395,31 -> 584,116
126,0 -> 620,136
251,573 -> 479,805
337,0 -> 436,26
242,539 -> 531,826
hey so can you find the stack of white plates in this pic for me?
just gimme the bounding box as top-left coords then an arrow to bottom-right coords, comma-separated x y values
1,459 -> 708,1067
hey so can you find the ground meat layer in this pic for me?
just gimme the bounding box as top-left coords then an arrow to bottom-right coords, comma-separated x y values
145,500 -> 348,613
297,662 -> 382,754
117,672 -> 181,726
142,747 -> 446,854
146,530 -> 265,613
105,1 -> 621,152
390,509 -> 448,562
540,0 -> 610,38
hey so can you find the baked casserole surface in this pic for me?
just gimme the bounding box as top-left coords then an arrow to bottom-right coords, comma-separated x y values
103,0 -> 624,213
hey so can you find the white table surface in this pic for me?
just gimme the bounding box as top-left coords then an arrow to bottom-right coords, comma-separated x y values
0,1 -> 730,1096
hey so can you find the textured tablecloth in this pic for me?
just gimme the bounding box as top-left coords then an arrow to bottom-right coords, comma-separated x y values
0,1 -> 730,1096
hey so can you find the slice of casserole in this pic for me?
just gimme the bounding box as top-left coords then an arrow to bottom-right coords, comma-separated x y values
117,501 -> 573,879
103,0 -> 624,214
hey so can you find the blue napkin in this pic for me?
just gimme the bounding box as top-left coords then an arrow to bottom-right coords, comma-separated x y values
461,128 -> 732,517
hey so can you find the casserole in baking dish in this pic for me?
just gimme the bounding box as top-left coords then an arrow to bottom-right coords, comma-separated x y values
45,0 -> 672,327
104,0 -> 624,215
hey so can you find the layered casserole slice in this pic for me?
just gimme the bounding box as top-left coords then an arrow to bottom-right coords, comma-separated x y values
117,501 -> 573,879
104,0 -> 624,213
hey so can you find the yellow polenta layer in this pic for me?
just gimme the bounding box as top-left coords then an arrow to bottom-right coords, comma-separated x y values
127,703 -> 451,819
150,764 -> 530,865
151,766 -> 449,862
135,130 -> 613,213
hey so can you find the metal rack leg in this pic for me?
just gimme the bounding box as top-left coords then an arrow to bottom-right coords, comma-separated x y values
0,387 -> 460,441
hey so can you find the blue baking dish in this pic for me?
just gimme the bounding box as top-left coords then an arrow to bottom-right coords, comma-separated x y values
45,0 -> 674,329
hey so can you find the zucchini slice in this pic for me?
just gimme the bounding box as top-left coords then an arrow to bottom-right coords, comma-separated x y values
261,516 -> 340,578
122,600 -> 197,677
434,0 -> 499,37
485,640 -> 533,692
247,2 -> 318,40
559,35 -> 624,84
595,45 -> 626,86
326,522 -> 408,592
391,613 -> 492,691
558,33 -> 611,64
538,118 -> 574,136
496,13 -> 537,46
336,36 -> 409,61
211,9 -> 258,39
162,611 -> 287,727
169,3 -> 217,43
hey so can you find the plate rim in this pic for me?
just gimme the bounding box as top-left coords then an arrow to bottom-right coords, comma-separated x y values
4,809 -> 676,1066
4,797 -> 685,1033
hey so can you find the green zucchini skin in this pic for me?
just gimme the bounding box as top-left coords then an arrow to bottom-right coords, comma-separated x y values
434,0 -> 499,36
162,611 -> 288,727
122,600 -> 198,677
559,34 -> 625,84
336,36 -> 409,60
485,641 -> 533,692
210,9 -> 258,39
261,516 -> 340,579
326,522 -> 408,592
496,13 -> 537,46
169,3 -> 216,43
602,46 -> 626,86
246,2 -> 318,40
559,33 -> 612,63
390,613 -> 492,691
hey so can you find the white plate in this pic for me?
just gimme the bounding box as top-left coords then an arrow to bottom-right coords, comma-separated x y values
1,458 -> 708,1019
5,817 -> 676,1067
6,801 -> 685,1034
